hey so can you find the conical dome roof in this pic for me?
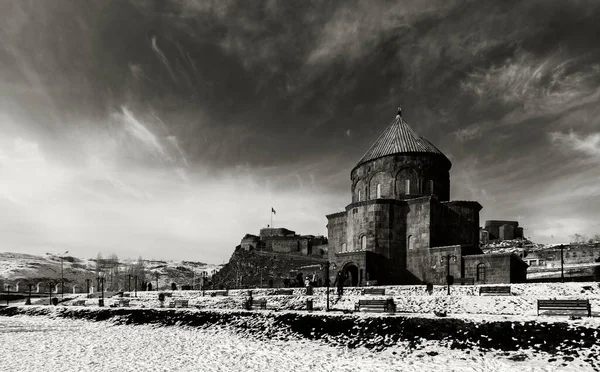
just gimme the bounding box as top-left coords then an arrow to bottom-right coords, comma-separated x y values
355,111 -> 448,169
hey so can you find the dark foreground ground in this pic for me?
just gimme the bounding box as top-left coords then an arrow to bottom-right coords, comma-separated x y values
0,305 -> 598,368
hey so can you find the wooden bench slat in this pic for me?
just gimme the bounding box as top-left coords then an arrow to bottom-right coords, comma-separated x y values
537,299 -> 591,317
246,299 -> 267,310
479,286 -> 511,296
210,291 -> 228,297
362,288 -> 385,295
355,299 -> 395,313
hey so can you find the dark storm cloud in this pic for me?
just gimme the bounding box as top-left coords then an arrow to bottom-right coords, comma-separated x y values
1,0 -> 600,260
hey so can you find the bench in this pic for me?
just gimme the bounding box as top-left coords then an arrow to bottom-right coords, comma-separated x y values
479,286 -> 511,296
73,300 -> 86,306
245,299 -> 267,310
119,299 -> 130,307
210,290 -> 228,297
274,289 -> 294,296
355,299 -> 396,313
457,277 -> 475,285
537,299 -> 591,317
168,299 -> 189,308
362,288 -> 385,296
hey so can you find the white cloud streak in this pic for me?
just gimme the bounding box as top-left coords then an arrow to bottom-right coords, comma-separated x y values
551,131 -> 600,159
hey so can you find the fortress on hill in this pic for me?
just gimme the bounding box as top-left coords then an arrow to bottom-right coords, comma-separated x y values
219,109 -> 527,287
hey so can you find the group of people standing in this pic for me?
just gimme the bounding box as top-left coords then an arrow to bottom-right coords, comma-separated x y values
303,271 -> 349,298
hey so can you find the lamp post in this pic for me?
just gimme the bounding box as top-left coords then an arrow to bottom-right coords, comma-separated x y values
560,244 -> 565,283
48,282 -> 53,305
60,251 -> 69,299
98,276 -> 105,307
134,276 -> 138,297
85,279 -> 90,298
325,261 -> 336,312
441,254 -> 457,295
128,274 -> 132,292
155,272 -> 160,292
28,284 -> 32,305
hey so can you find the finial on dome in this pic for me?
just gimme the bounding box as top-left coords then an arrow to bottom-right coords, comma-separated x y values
397,106 -> 402,118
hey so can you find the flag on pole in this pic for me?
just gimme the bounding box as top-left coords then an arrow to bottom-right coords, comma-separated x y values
271,207 -> 276,215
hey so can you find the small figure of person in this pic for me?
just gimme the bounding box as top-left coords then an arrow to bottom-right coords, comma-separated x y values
305,276 -> 313,295
333,271 -> 345,298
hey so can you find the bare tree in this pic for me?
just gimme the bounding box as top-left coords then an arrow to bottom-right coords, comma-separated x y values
570,234 -> 587,244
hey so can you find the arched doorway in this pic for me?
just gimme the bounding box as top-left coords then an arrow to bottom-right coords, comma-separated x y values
342,263 -> 359,287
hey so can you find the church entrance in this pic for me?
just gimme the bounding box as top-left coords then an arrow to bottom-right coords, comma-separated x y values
342,263 -> 359,287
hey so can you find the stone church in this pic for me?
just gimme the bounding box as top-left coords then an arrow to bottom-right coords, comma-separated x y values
326,109 -> 527,286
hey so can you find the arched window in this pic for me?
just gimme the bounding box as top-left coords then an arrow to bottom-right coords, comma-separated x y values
476,263 -> 486,282
429,180 -> 434,194
361,235 -> 367,250
376,184 -> 381,198
407,235 -> 413,250
405,179 -> 410,195
341,243 -> 347,253
358,190 -> 362,202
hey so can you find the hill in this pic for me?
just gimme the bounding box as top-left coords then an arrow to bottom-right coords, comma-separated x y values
0,252 -> 223,292
211,247 -> 326,289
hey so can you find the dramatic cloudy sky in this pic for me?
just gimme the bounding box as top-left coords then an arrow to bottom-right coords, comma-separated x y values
1,0 -> 600,262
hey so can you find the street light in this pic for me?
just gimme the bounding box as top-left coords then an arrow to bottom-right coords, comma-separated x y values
155,272 -> 160,292
134,276 -> 138,297
441,254 -> 457,295
559,244 -> 565,283
60,251 -> 69,299
98,275 -> 105,307
85,279 -> 91,298
48,282 -> 53,305
326,261 -> 337,312
5,284 -> 11,306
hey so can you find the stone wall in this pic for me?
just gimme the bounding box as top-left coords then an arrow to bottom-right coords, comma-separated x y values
326,212 -> 347,262
271,238 -> 303,254
240,234 -> 260,250
350,153 -> 451,203
463,253 -> 527,284
435,201 -> 481,247
499,224 -> 515,240
404,197 -> 432,250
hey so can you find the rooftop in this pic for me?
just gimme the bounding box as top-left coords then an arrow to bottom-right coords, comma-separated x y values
355,109 -> 448,170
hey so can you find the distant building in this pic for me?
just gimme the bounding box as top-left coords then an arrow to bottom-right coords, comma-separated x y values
239,228 -> 327,257
525,243 -> 600,281
483,220 -> 524,240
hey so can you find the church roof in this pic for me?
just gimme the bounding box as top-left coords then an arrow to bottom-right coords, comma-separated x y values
355,110 -> 448,169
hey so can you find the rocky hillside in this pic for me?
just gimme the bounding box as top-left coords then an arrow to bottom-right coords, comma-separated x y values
212,247 -> 327,289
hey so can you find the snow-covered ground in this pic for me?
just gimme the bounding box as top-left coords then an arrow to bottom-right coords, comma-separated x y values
0,315 -> 596,372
